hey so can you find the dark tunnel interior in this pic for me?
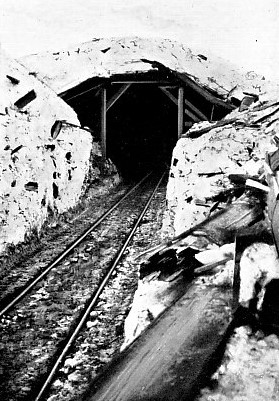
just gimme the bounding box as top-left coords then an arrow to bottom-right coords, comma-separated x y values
106,84 -> 178,177
63,77 -> 231,180
65,82 -> 178,179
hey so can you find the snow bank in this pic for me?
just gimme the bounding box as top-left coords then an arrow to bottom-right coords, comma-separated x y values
0,50 -> 97,253
163,99 -> 279,237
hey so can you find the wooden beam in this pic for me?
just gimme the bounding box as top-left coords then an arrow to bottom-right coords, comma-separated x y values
178,87 -> 184,138
6,75 -> 20,85
111,81 -> 172,85
60,83 -> 103,101
185,107 -> 201,123
176,72 -> 235,110
106,84 -> 131,111
210,105 -> 215,121
184,116 -> 238,138
14,90 -> 36,109
159,86 -> 178,105
140,60 -> 235,111
184,98 -> 208,121
101,88 -> 107,159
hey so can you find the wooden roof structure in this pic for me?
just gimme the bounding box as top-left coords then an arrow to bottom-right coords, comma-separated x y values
20,37 -> 278,158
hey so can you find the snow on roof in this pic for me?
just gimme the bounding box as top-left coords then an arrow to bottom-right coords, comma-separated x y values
20,37 -> 279,103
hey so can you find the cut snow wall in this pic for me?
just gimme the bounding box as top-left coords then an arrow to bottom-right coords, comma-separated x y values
163,99 -> 279,237
0,50 -> 97,254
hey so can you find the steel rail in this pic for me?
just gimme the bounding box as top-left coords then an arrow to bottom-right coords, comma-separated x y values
34,170 -> 166,401
0,172 -> 152,318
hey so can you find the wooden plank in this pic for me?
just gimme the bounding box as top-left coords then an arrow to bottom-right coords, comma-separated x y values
82,282 -> 233,401
82,200 -> 265,401
136,201 -> 262,261
51,120 -> 63,139
101,88 -> 107,159
159,86 -> 178,105
106,84 -> 131,111
178,87 -> 184,138
6,75 -> 20,85
184,98 -> 208,121
14,90 -> 36,109
184,117 -> 238,138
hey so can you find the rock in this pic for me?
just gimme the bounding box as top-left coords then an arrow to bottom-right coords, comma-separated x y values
99,355 -> 111,364
53,379 -> 63,388
257,340 -> 268,348
67,372 -> 80,382
213,259 -> 234,287
87,320 -> 98,328
264,334 -> 279,348
65,357 -> 79,368
195,243 -> 234,265
90,311 -> 98,318
239,243 -> 279,306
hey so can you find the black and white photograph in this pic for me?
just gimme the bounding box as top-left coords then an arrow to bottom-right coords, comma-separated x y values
1,1 -> 279,400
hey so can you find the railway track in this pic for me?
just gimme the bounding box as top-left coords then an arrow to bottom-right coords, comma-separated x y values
0,170 -> 167,401
0,171 -> 152,318
0,181 -> 138,307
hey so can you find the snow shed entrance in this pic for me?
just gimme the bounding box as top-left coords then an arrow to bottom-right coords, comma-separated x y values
60,70 -> 235,179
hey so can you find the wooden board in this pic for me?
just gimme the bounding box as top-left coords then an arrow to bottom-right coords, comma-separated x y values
101,88 -> 107,159
83,283 -> 233,401
178,87 -> 184,138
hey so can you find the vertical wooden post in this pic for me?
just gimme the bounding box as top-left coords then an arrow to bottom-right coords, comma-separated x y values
101,88 -> 107,159
210,105 -> 215,122
178,87 -> 184,139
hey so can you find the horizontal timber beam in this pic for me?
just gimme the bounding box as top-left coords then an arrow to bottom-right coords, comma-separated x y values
111,81 -> 173,85
106,84 -> 131,111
